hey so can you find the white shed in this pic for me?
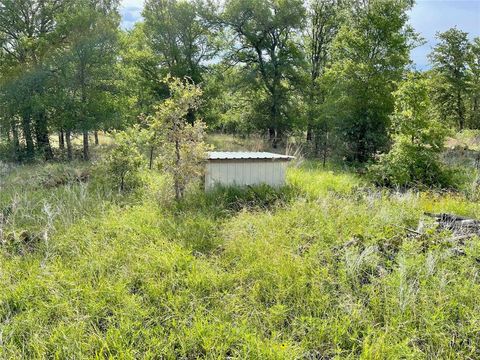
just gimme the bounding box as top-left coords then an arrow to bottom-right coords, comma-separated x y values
205,152 -> 294,190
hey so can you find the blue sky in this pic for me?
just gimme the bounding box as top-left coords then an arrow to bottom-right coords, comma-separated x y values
120,0 -> 143,29
120,0 -> 480,69
409,0 -> 480,69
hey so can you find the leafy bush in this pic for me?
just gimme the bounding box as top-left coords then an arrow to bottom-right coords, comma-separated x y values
0,140 -> 18,162
147,76 -> 210,200
369,73 -> 454,189
97,130 -> 143,193
369,137 -> 455,188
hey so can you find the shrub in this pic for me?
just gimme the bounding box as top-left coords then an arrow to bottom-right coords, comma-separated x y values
99,130 -> 143,193
369,137 -> 455,189
148,76 -> 210,200
369,73 -> 453,189
0,140 -> 18,162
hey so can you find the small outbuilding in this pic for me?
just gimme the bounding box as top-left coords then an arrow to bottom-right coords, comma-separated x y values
205,151 -> 294,190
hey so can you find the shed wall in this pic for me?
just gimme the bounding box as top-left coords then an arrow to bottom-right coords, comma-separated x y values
205,160 -> 288,190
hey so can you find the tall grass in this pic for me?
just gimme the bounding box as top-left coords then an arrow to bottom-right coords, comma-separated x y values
1,160 -> 480,358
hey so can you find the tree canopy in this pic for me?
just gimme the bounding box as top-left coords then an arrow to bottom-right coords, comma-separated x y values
0,0 -> 479,166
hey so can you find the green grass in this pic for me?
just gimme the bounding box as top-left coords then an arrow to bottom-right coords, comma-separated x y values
1,158 -> 480,358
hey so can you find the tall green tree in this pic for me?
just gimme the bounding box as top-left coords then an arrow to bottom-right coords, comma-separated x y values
303,0 -> 345,160
324,0 -> 415,162
143,0 -> 219,84
222,0 -> 306,146
53,0 -> 122,160
0,0 -> 71,160
121,24 -> 164,116
391,73 -> 446,148
429,28 -> 470,130
467,37 -> 480,128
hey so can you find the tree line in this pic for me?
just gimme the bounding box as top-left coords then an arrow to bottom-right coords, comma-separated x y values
0,0 -> 479,164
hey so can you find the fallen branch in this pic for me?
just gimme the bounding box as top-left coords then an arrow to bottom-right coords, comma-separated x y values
423,212 -> 480,234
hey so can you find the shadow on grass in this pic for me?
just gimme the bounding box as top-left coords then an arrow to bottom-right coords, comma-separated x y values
159,184 -> 300,254
174,184 -> 301,219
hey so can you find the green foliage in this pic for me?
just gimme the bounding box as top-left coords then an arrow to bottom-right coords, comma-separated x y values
369,137 -> 455,188
467,37 -> 480,128
143,0 -> 219,84
53,0 -> 124,160
391,73 -> 448,150
0,138 -> 18,163
429,28 -> 470,130
222,0 -> 306,139
323,0 -> 416,162
120,24 -> 163,115
0,0 -> 73,160
370,73 -> 453,188
200,65 -> 257,133
302,0 -> 346,157
1,0 -> 480,168
3,160 -> 480,357
98,130 -> 143,193
148,76 -> 210,200
0,0 -> 124,161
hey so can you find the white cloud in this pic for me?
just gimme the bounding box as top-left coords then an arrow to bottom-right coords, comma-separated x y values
120,0 -> 144,29
121,0 -> 144,8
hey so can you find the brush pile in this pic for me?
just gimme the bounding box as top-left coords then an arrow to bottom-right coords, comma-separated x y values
423,212 -> 480,239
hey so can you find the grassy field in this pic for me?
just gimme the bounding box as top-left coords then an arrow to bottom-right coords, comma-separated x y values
1,139 -> 480,358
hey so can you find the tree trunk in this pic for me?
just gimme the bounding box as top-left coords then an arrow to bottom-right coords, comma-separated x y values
270,81 -> 281,149
473,96 -> 479,128
79,60 -> 89,161
314,133 -> 320,157
94,131 -> 99,145
34,111 -> 53,160
10,120 -> 20,161
306,125 -> 313,142
273,129 -> 280,149
268,128 -> 275,141
306,81 -> 316,142
3,123 -> 11,141
120,174 -> 125,192
66,130 -> 73,160
458,91 -> 465,130
21,111 -> 34,159
83,131 -> 89,161
59,130 -> 65,151
268,128 -> 279,149
149,146 -> 154,170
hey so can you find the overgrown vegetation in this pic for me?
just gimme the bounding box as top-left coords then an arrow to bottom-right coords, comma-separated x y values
147,76 -> 209,199
1,0 -> 480,357
1,150 -> 480,358
1,1 -> 479,168
100,130 -> 143,192
369,73 -> 453,189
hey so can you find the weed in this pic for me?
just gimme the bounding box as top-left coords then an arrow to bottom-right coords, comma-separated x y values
1,160 -> 480,357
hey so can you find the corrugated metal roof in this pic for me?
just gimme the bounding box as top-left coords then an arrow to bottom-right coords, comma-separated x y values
208,151 -> 295,160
